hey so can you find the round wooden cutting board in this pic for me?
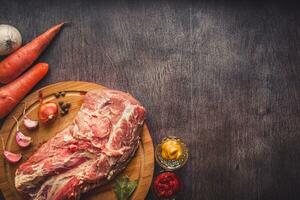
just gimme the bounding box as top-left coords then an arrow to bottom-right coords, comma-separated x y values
0,81 -> 154,200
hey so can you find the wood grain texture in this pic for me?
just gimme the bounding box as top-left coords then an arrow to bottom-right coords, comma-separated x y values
0,81 -> 154,200
0,0 -> 300,199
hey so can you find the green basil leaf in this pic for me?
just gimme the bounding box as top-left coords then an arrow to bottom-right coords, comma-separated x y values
114,176 -> 138,200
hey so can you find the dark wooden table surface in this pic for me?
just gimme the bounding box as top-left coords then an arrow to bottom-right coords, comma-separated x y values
1,0 -> 300,199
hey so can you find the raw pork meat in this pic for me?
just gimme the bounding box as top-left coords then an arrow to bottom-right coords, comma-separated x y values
15,88 -> 145,200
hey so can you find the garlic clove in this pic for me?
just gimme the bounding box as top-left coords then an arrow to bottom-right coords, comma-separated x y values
23,115 -> 39,130
16,131 -> 32,148
3,150 -> 22,163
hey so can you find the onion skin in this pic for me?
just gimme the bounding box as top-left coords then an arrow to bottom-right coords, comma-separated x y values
3,150 -> 22,163
38,102 -> 58,123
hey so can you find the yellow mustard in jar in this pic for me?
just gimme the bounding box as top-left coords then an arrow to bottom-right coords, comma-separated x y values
161,139 -> 183,160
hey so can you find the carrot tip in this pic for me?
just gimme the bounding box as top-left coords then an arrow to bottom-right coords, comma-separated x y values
61,22 -> 72,27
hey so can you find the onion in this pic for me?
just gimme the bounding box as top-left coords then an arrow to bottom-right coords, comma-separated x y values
0,24 -> 22,56
38,102 -> 58,123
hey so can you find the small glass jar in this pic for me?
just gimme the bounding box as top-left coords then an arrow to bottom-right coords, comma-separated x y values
155,136 -> 188,171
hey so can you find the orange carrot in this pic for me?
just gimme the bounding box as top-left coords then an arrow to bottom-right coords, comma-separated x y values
0,63 -> 48,119
0,23 -> 64,84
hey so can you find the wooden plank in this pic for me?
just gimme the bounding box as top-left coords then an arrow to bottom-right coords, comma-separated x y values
0,1 -> 300,199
